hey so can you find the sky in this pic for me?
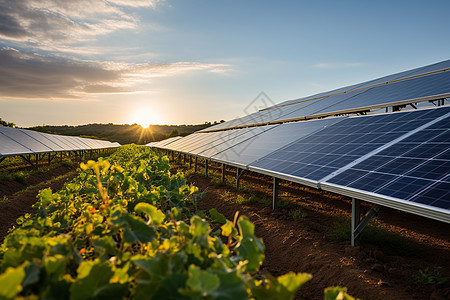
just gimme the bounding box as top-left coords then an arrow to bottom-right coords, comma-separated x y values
0,0 -> 449,127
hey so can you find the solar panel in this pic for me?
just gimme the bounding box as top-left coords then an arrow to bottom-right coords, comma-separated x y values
211,117 -> 346,167
196,125 -> 274,158
0,133 -> 33,156
167,132 -> 219,153
19,129 -> 66,152
323,109 -> 450,211
270,89 -> 368,123
40,133 -> 73,151
88,138 -> 107,149
202,60 -> 450,131
314,71 -> 450,117
155,136 -> 184,147
0,126 -> 53,153
52,135 -> 84,150
250,107 -> 450,187
158,133 -> 203,151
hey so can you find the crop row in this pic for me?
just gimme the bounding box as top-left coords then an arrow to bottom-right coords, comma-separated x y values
0,144 -> 353,299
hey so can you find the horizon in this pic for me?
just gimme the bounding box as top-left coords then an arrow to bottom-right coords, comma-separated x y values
1,0 -> 449,127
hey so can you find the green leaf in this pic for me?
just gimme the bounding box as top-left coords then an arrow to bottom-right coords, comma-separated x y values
209,208 -> 227,225
70,261 -> 128,300
22,262 -> 40,287
0,266 -> 25,300
210,270 -> 248,300
277,272 -> 312,293
38,188 -> 54,207
111,214 -> 157,243
153,273 -> 188,299
235,216 -> 265,273
131,255 -> 169,279
221,220 -> 234,237
324,286 -> 355,300
93,236 -> 118,258
44,255 -> 67,280
252,272 -> 312,300
189,216 -> 210,247
134,202 -> 166,225
186,265 -> 220,294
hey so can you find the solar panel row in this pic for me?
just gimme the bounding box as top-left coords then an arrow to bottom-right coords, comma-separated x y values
150,106 -> 450,223
146,136 -> 183,148
203,60 -> 450,132
0,126 -> 120,157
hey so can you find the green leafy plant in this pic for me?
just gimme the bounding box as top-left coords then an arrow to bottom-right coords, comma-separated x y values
290,209 -> 307,220
0,145 -> 354,299
60,158 -> 74,168
414,267 -> 448,286
235,194 -> 255,205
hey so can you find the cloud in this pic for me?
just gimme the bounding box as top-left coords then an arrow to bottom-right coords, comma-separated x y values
82,84 -> 132,94
0,47 -> 230,100
313,62 -> 363,69
0,47 -> 119,99
0,0 -> 160,46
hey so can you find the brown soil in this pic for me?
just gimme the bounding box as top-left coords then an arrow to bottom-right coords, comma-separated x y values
177,162 -> 450,300
0,166 -> 78,241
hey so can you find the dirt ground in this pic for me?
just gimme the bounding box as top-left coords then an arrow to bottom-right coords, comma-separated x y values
0,166 -> 78,240
0,161 -> 449,300
176,161 -> 450,300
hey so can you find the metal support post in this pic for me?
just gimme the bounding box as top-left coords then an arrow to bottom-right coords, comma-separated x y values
189,155 -> 192,168
205,160 -> 209,176
236,168 -> 246,191
351,198 -> 361,246
222,164 -> 225,182
351,198 -> 381,246
194,157 -> 198,173
273,177 -> 279,209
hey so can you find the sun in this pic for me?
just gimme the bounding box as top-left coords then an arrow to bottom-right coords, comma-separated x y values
130,107 -> 164,128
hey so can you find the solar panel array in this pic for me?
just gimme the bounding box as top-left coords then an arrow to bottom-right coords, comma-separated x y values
151,106 -> 450,222
0,126 -> 120,157
202,60 -> 450,132
148,60 -> 450,223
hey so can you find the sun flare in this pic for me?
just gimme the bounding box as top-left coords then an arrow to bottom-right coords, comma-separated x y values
130,107 -> 165,128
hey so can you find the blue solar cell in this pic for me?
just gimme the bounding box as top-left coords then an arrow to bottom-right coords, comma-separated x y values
375,176 -> 434,199
409,181 -> 450,209
324,107 -> 450,213
347,172 -> 398,192
252,107 -> 450,183
406,160 -> 450,180
375,157 -> 424,175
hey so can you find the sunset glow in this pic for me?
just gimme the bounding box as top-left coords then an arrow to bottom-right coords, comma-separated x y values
130,107 -> 165,128
0,1 -> 448,127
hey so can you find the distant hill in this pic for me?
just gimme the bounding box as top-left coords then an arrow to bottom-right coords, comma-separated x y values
27,123 -> 217,145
